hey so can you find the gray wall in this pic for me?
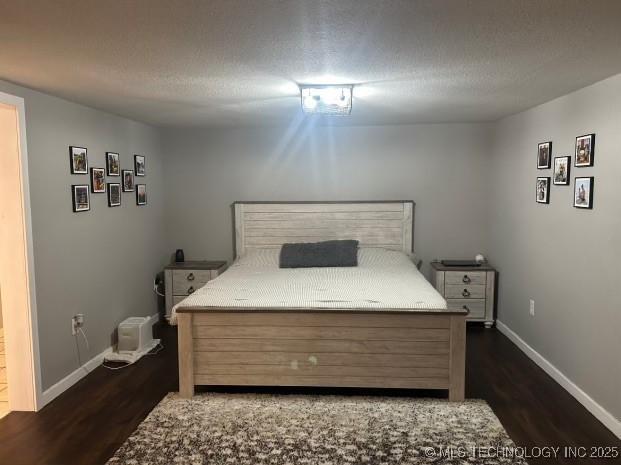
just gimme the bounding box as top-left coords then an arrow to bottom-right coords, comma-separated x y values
162,123 -> 493,276
3,70 -> 619,423
0,80 -> 167,391
489,74 -> 621,420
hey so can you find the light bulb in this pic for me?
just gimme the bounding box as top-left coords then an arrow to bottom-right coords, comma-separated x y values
299,85 -> 352,114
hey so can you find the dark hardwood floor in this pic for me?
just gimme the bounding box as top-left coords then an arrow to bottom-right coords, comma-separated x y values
0,324 -> 617,465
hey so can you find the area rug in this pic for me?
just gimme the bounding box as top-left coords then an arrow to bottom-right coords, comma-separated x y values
107,393 -> 527,464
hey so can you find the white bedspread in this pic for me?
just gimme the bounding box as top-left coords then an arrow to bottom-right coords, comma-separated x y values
170,248 -> 447,324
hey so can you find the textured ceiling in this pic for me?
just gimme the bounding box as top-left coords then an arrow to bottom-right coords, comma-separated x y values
2,1 -> 621,128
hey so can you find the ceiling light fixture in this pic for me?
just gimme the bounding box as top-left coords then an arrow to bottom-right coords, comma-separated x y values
300,85 -> 353,115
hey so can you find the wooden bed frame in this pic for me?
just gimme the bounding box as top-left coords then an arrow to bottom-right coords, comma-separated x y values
176,201 -> 467,401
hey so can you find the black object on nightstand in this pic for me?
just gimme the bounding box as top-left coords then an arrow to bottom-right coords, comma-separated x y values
441,259 -> 481,267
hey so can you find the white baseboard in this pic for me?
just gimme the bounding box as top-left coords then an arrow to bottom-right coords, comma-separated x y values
41,345 -> 113,407
496,320 -> 621,439
147,312 -> 160,327
40,313 -> 160,408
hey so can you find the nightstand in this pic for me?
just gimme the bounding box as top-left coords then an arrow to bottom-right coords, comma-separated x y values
164,260 -> 227,320
430,261 -> 496,328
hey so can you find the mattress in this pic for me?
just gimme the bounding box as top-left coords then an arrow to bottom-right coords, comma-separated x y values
170,248 -> 447,324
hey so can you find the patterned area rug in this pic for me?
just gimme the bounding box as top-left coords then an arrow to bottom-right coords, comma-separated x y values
107,393 -> 527,464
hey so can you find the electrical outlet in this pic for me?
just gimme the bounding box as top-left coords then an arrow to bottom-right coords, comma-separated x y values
71,314 -> 85,335
529,299 -> 535,317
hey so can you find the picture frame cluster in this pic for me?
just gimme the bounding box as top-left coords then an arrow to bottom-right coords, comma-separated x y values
536,134 -> 595,209
69,146 -> 147,212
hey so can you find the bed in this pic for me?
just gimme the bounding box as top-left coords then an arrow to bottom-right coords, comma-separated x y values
174,201 -> 467,401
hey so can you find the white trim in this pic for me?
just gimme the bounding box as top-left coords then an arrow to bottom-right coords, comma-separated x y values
147,312 -> 160,327
0,91 -> 42,411
40,346 -> 113,407
496,320 -> 621,439
40,313 -> 160,408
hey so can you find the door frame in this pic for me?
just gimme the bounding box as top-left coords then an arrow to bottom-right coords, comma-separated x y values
0,91 -> 42,411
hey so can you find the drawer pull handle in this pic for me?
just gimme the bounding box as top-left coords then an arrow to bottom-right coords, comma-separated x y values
187,273 -> 195,281
462,275 -> 471,284
462,289 -> 471,297
462,305 -> 470,312
188,286 -> 195,294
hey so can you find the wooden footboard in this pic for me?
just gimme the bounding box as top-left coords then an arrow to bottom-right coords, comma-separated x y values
177,310 -> 466,401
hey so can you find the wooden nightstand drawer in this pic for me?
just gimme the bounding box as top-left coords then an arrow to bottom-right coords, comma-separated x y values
165,260 -> 227,319
445,284 -> 486,299
446,299 -> 486,319
431,262 -> 496,328
172,269 -> 213,295
445,271 -> 486,285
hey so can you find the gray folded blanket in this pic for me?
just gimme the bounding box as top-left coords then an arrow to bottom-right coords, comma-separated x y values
279,240 -> 359,268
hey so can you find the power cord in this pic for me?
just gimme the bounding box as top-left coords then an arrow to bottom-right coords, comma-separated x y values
145,343 -> 164,356
102,360 -> 134,371
153,278 -> 165,297
102,342 -> 164,371
79,327 -> 89,350
73,326 -> 91,375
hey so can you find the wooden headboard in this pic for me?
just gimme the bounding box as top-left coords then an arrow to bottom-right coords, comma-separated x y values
234,201 -> 414,258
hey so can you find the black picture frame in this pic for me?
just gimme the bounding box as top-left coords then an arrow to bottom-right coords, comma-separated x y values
536,177 -> 550,204
69,146 -> 88,174
107,183 -> 121,207
122,170 -> 135,192
537,141 -> 552,169
134,155 -> 146,176
90,167 -> 106,193
106,152 -> 120,176
553,156 -> 571,185
71,184 -> 90,212
574,177 -> 594,209
575,134 -> 595,167
136,184 -> 147,205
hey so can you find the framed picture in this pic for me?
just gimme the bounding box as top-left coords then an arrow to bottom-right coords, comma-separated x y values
106,152 -> 120,176
69,146 -> 88,174
553,156 -> 571,185
122,170 -> 135,192
536,177 -> 550,204
136,184 -> 147,205
575,134 -> 595,167
574,177 -> 594,209
537,141 -> 552,169
90,167 -> 106,193
134,155 -> 146,176
107,183 -> 121,207
71,185 -> 90,212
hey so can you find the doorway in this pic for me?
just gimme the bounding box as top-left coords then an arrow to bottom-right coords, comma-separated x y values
0,93 -> 41,413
